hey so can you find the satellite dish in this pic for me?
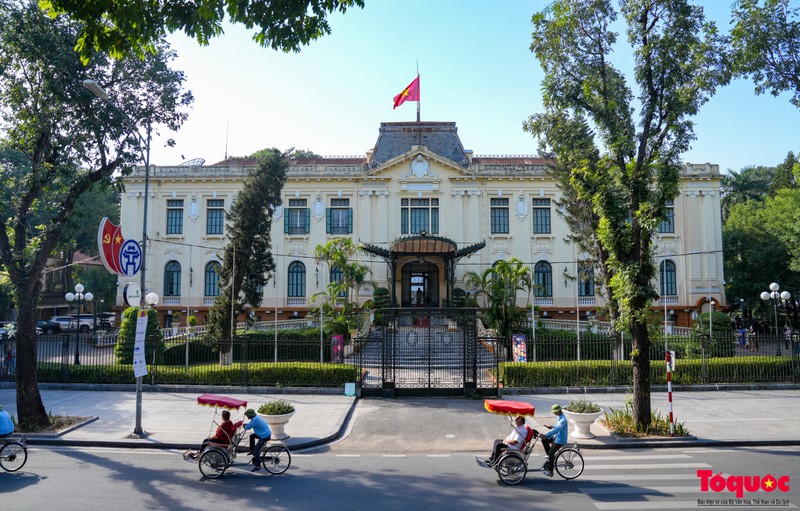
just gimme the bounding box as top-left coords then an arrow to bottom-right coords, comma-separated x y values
179,158 -> 205,167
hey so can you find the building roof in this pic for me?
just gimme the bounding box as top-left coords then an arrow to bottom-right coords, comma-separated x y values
369,122 -> 469,166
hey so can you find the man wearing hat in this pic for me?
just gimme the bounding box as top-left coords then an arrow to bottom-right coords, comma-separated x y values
540,403 -> 568,477
243,408 -> 272,472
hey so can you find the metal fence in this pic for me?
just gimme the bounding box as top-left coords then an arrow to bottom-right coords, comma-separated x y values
1,333 -> 358,387
2,329 -> 798,388
499,330 -> 800,387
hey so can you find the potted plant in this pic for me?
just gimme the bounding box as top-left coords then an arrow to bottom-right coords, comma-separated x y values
257,399 -> 296,440
562,399 -> 604,439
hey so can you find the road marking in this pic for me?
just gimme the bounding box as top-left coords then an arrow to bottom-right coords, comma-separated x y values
582,454 -> 692,461
585,474 -> 698,481
334,454 -> 361,457
426,454 -> 451,458
580,485 -> 701,495
586,462 -> 712,470
381,454 -> 407,458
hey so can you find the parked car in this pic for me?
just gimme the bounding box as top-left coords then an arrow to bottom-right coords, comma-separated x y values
50,316 -> 76,331
37,319 -> 62,335
0,322 -> 15,341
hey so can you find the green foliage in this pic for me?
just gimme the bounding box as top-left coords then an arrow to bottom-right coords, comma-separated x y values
311,238 -> 372,337
0,2 -> 191,426
207,149 -> 287,342
37,361 -> 358,387
498,356 -> 794,387
602,399 -> 689,437
564,400 -> 601,413
41,0 -> 366,64
257,399 -> 295,415
732,0 -> 800,108
114,307 -> 165,364
464,258 -> 531,340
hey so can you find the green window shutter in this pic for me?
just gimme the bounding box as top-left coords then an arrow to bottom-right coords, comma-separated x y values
284,211 -> 289,233
347,208 -> 353,233
326,208 -> 331,234
305,208 -> 310,234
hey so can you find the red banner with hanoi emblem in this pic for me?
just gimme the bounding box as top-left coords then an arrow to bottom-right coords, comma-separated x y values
98,217 -> 141,276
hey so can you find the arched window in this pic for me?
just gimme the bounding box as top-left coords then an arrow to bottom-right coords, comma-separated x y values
330,264 -> 346,298
578,263 -> 595,297
534,261 -> 552,297
205,261 -> 221,297
164,261 -> 181,296
288,261 -> 306,298
660,260 -> 677,296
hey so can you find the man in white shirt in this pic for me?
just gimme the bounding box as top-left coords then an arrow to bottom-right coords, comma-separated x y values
489,415 -> 529,463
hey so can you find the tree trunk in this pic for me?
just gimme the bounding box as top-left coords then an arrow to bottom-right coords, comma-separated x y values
15,285 -> 48,429
630,319 -> 651,429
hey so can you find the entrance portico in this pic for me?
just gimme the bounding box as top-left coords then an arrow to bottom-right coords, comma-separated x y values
362,233 -> 485,307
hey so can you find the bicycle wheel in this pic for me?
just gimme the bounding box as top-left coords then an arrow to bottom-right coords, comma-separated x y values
555,448 -> 584,480
0,442 -> 28,472
198,449 -> 228,479
496,454 -> 526,485
261,444 -> 291,475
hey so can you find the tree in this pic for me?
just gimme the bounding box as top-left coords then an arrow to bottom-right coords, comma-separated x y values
731,0 -> 800,108
0,2 -> 191,427
768,152 -> 798,196
464,258 -> 531,345
40,0 -> 365,64
312,238 -> 372,339
207,149 -> 287,363
720,165 -> 773,222
526,0 -> 729,427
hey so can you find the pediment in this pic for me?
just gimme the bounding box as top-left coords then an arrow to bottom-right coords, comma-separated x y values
367,148 -> 472,179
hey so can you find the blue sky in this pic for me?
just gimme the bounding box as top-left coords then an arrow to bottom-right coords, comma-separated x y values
149,0 -> 800,174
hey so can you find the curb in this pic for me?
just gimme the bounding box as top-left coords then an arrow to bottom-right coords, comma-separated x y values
575,439 -> 800,450
22,397 -> 360,452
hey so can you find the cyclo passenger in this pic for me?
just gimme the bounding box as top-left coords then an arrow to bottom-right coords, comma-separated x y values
187,409 -> 236,460
0,405 -> 14,438
487,415 -> 529,463
538,403 -> 568,477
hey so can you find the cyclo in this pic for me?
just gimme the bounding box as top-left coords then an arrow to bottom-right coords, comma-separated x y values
475,399 -> 584,485
183,394 -> 291,480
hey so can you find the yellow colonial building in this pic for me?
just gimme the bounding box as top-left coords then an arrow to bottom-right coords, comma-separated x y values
116,121 -> 725,328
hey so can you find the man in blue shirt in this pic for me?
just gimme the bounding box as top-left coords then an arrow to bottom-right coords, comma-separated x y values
243,408 -> 272,472
540,403 -> 568,477
0,405 -> 14,437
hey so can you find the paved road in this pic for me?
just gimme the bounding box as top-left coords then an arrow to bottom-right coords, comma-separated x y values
4,446 -> 798,511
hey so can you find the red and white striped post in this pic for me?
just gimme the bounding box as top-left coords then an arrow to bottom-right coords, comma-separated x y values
666,350 -> 674,437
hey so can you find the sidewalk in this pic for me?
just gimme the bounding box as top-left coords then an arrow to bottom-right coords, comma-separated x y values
0,386 -> 355,451
1,385 -> 799,450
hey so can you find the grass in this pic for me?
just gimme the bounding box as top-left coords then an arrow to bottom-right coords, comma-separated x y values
600,400 -> 690,438
13,412 -> 89,434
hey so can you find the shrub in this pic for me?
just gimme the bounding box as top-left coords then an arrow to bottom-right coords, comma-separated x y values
257,399 -> 295,415
564,400 -> 601,413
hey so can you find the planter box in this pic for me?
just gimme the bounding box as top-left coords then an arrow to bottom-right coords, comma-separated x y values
562,409 -> 603,439
259,411 -> 295,440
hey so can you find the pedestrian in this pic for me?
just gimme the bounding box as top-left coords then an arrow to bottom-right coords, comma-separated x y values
540,403 -> 568,477
747,326 -> 757,352
2,345 -> 13,376
243,408 -> 271,472
785,325 -> 792,350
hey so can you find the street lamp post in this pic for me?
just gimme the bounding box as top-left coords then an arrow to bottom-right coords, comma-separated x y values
84,78 -> 152,437
65,284 -> 93,365
709,299 -> 715,340
760,282 -> 791,356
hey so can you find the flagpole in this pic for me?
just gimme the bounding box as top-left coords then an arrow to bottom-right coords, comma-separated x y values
416,62 -> 420,122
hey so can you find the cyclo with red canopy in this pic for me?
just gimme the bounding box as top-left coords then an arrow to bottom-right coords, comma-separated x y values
183,394 -> 291,479
475,399 -> 584,485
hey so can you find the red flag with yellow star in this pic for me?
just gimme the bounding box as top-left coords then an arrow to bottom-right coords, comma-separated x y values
393,76 -> 420,109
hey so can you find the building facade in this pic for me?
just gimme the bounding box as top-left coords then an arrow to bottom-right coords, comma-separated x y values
117,121 -> 725,328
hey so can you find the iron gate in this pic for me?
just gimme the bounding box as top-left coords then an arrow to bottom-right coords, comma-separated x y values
355,308 -> 502,397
